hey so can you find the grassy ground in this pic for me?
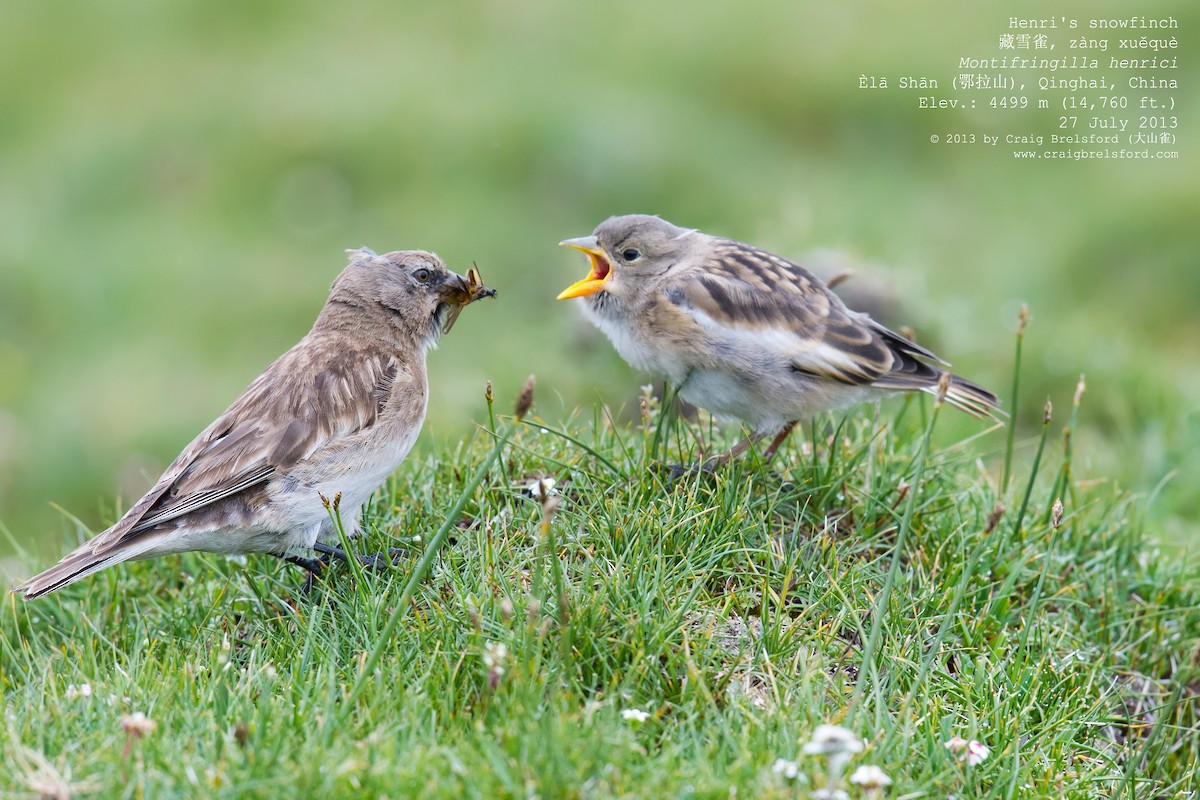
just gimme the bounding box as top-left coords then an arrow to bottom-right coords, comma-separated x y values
3,4 -> 1196,793
2,0 -> 1198,553
3,374 -> 1197,798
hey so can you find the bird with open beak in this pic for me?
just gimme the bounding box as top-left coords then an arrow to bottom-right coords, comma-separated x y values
558,214 -> 1000,468
15,248 -> 496,599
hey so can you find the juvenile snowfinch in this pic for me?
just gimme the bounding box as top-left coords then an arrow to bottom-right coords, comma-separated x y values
16,249 -> 495,599
558,214 -> 999,465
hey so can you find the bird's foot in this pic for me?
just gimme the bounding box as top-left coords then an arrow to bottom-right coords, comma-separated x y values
656,460 -> 719,482
313,542 -> 407,570
285,544 -> 406,593
283,554 -> 326,595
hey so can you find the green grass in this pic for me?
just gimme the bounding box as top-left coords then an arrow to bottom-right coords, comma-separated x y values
3,4 -> 1196,792
3,375 -> 1197,798
2,0 -> 1198,551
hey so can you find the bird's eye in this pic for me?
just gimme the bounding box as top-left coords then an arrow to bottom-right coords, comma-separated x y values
414,268 -> 431,283
621,248 -> 641,262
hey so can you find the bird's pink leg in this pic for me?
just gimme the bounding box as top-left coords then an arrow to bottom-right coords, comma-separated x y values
666,422 -> 797,479
761,421 -> 798,462
702,432 -> 765,470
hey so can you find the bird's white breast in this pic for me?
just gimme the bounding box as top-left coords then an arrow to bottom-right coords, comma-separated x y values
581,298 -> 692,385
263,383 -> 428,547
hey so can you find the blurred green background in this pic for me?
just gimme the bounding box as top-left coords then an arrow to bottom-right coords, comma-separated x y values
2,0 -> 1197,565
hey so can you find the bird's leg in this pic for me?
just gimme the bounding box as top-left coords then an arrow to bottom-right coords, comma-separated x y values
285,555 -> 327,573
283,554 -> 326,595
279,542 -> 406,593
669,422 -> 795,478
701,433 -> 764,470
761,421 -> 798,463
662,431 -> 771,480
313,541 -> 405,570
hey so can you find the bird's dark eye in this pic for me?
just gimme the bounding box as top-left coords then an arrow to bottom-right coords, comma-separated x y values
621,248 -> 641,262
414,268 -> 431,283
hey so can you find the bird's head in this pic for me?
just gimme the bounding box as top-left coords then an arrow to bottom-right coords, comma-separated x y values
329,249 -> 496,343
557,214 -> 696,303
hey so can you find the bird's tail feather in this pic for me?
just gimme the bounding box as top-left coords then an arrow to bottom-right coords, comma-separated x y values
929,374 -> 1004,421
874,370 -> 1003,421
13,535 -> 161,600
868,324 -> 1003,422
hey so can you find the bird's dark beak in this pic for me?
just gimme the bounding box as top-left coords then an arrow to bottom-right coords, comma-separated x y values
557,236 -> 612,300
439,265 -> 496,333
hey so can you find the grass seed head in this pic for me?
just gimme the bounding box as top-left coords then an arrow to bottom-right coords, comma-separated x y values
935,372 -> 952,406
514,374 -> 536,420
984,503 -> 1006,535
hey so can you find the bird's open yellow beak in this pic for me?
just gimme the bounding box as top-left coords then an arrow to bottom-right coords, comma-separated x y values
557,236 -> 612,300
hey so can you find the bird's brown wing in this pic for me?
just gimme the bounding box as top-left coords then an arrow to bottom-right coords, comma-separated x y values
91,341 -> 402,546
664,239 -> 1000,418
666,239 -> 946,384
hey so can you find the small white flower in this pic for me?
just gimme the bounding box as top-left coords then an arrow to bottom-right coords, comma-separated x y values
802,724 -> 863,755
945,736 -> 990,766
944,735 -> 969,754
65,683 -> 92,700
965,740 -> 990,766
483,641 -> 508,689
804,724 -> 863,787
526,477 -> 558,500
120,712 -> 156,738
621,708 -> 650,723
811,790 -> 850,800
770,758 -> 802,781
482,641 -> 508,671
849,764 -> 891,790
